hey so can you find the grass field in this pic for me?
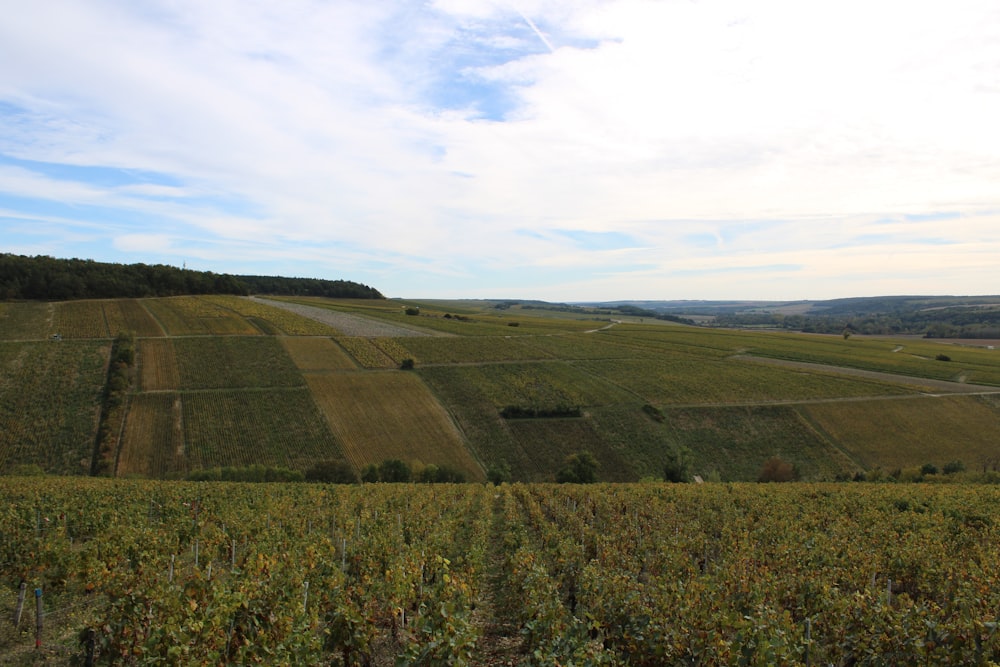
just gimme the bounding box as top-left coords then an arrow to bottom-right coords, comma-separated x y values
306,372 -> 483,480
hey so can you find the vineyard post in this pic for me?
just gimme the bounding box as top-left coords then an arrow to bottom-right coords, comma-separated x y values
84,627 -> 96,666
169,554 -> 175,583
194,539 -> 199,569
886,578 -> 892,606
13,580 -> 27,625
804,617 -> 811,665
303,580 -> 309,614
34,588 -> 42,649
231,539 -> 237,568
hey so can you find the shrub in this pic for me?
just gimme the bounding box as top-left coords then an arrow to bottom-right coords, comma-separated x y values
305,460 -> 358,484
921,462 -> 939,476
378,459 -> 412,483
400,358 -> 415,370
487,461 -> 512,485
936,353 -> 951,361
557,451 -> 598,484
943,460 -> 966,475
757,456 -> 798,483
663,445 -> 692,483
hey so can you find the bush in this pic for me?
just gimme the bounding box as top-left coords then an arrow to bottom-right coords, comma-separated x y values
943,460 -> 966,475
757,456 -> 798,483
404,306 -> 420,316
936,353 -> 951,361
663,445 -> 692,483
304,460 -> 358,484
920,462 -> 939,476
486,461 -> 511,485
557,451 -> 598,484
400,358 -> 415,370
377,459 -> 412,483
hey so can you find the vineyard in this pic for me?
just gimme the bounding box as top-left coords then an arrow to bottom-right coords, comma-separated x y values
305,373 -> 482,481
4,479 -> 1000,665
1,296 -> 999,481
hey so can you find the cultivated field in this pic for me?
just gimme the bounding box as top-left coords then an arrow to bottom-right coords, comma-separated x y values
6,479 -> 1000,664
1,296 -> 999,481
306,372 -> 482,481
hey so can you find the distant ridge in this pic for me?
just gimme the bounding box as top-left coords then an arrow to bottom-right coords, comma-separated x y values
0,254 -> 384,301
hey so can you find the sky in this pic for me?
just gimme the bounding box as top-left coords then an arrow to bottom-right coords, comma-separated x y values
1,0 -> 999,302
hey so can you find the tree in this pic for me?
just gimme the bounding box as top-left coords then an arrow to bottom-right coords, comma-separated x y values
663,445 -> 693,483
486,461 -> 512,485
557,451 -> 598,484
304,460 -> 358,484
757,456 -> 798,483
378,459 -> 412,483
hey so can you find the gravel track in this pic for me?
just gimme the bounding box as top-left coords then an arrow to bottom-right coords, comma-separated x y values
252,297 -> 447,337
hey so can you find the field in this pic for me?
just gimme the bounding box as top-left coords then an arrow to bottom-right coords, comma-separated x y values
181,389 -> 342,471
801,395 -> 1000,473
0,340 -> 107,475
1,296 -> 999,482
306,372 -> 483,481
281,336 -> 359,371
6,479 -> 1000,664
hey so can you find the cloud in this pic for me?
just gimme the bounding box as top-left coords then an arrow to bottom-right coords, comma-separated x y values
0,0 -> 998,299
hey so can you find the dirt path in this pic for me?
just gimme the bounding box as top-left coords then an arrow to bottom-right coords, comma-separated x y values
734,354 -> 1000,395
250,297 -> 450,337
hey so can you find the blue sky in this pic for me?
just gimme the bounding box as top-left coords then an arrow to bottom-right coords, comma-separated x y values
2,0 -> 999,301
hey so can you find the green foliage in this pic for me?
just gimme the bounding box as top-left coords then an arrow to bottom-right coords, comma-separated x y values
556,451 -> 598,483
400,358 -> 415,370
186,464 -> 305,482
0,253 -> 383,300
374,458 -> 412,483
662,445 -> 693,483
417,464 -> 466,483
943,459 -> 966,475
304,460 -> 358,484
487,461 -> 512,485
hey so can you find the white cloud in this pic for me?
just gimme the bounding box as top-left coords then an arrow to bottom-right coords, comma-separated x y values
1,0 -> 998,299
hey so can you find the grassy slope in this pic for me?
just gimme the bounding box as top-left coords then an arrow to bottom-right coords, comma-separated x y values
1,296 -> 999,481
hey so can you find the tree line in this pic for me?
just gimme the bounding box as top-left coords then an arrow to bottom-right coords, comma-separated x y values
0,254 -> 383,301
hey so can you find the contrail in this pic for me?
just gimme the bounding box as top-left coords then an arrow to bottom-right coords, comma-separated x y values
513,5 -> 555,53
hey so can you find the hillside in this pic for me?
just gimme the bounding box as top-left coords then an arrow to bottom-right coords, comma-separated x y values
580,295 -> 1000,338
1,295 -> 999,482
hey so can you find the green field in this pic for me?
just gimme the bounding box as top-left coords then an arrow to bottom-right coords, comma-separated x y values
1,297 -> 999,481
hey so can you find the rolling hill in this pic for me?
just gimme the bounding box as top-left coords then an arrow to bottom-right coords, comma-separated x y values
1,294 -> 999,482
